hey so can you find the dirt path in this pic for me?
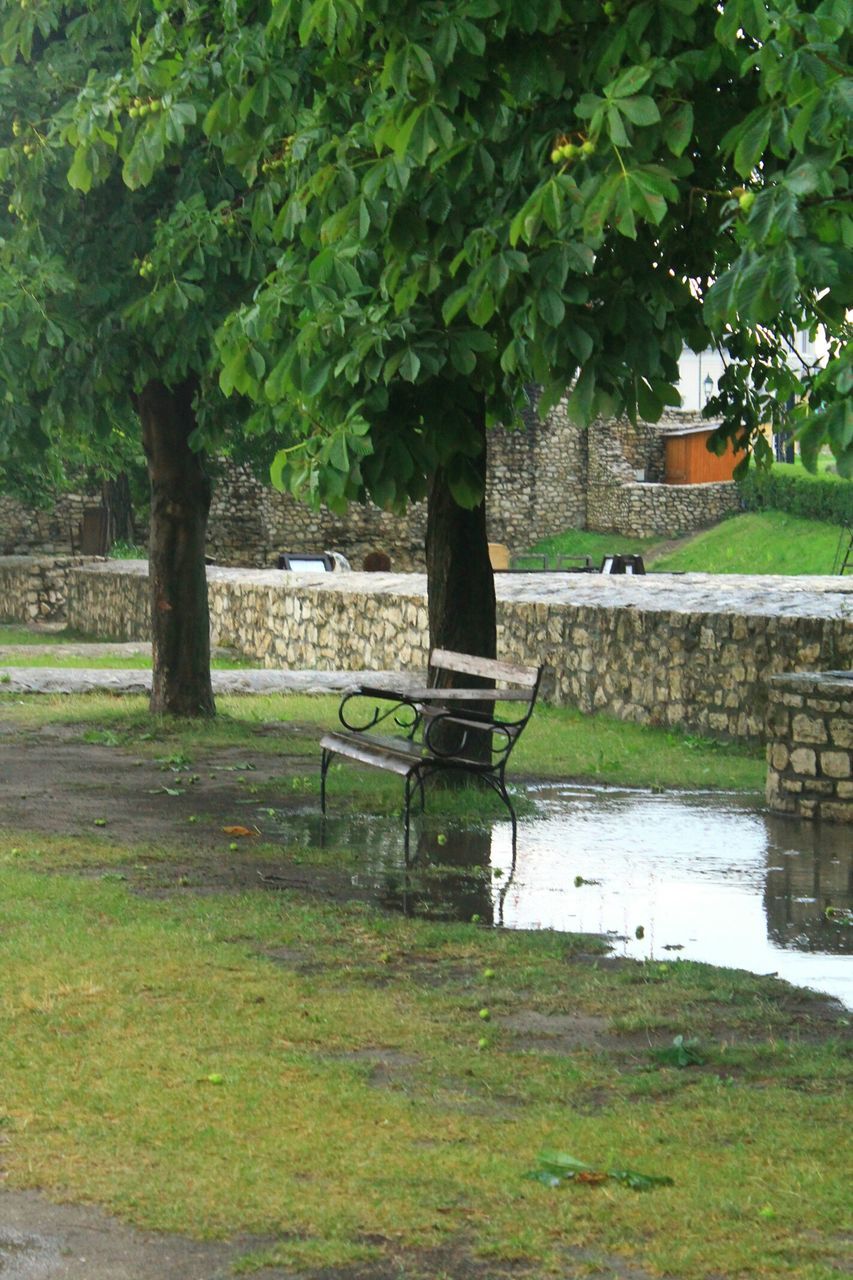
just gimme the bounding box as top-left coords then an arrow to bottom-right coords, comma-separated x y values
0,1191 -> 296,1280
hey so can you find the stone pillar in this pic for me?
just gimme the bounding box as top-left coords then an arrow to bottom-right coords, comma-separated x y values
766,671 -> 853,823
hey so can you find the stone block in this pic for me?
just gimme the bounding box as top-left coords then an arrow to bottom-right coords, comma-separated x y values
829,718 -> 853,749
789,747 -> 817,776
820,751 -> 851,779
769,743 -> 789,771
820,802 -> 853,824
781,778 -> 803,793
792,713 -> 828,744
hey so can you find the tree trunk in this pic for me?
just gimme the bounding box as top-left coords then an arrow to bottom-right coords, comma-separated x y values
426,403 -> 496,665
138,378 -> 215,717
101,471 -> 136,548
425,400 -> 496,766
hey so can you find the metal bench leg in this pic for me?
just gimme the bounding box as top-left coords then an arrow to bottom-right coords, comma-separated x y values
320,747 -> 333,816
403,774 -> 414,859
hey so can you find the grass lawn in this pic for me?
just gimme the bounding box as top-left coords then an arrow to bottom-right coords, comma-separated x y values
0,624 -> 251,669
524,510 -> 850,576
652,511 -> 849,576
0,691 -> 766,791
0,843 -> 847,1279
0,695 -> 846,1277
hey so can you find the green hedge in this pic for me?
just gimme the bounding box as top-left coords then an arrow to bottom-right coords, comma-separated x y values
738,468 -> 853,526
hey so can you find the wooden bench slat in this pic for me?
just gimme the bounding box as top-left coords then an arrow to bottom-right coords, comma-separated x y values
378,686 -> 532,703
429,648 -> 540,688
320,732 -> 419,777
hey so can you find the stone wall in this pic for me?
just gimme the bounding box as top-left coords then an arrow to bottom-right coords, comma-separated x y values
766,672 -> 853,822
585,410 -> 742,537
0,493 -> 94,556
62,561 -> 853,744
207,401 -> 589,570
0,406 -> 740,569
0,555 -> 102,623
588,480 -> 743,539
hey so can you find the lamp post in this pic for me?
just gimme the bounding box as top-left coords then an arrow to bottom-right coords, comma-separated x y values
703,374 -> 714,405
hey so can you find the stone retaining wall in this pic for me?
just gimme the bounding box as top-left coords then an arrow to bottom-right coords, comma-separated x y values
0,556 -> 101,623
765,672 -> 853,822
62,560 -> 853,744
0,494 -> 91,556
588,480 -> 743,539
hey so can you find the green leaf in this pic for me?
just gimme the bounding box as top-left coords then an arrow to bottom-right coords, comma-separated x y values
617,95 -> 660,126
391,105 -> 427,163
537,288 -> 565,328
566,325 -> 594,364
732,106 -> 772,178
608,65 -> 652,98
666,103 -> 693,156
606,105 -> 630,147
66,146 -> 93,193
567,366 -> 596,424
442,286 -> 472,325
636,378 -> 663,421
399,348 -> 421,382
303,357 -> 333,397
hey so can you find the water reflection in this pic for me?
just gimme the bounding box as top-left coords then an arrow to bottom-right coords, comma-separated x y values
264,788 -> 852,1007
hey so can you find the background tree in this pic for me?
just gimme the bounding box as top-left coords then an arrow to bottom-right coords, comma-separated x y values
0,0 -> 288,713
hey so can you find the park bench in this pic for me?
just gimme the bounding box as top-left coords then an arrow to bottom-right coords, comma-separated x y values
319,649 -> 543,851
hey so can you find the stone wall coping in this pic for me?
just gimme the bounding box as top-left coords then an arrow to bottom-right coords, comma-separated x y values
0,554 -> 105,569
66,558 -> 853,623
768,670 -> 853,692
614,479 -> 736,491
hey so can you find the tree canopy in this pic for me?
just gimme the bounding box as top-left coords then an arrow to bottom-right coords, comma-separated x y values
203,0 -> 851,494
0,0 -> 848,692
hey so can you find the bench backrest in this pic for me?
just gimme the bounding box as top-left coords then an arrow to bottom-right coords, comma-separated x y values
429,648 -> 540,691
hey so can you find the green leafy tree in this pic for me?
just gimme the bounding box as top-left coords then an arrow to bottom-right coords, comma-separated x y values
207,0 -> 849,659
0,0 -> 284,712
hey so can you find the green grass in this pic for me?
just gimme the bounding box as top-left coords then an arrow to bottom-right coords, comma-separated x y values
0,624 -> 251,669
524,510 -> 849,576
651,511 -> 848,576
0,851 -> 847,1278
519,528 -> 660,569
0,691 -> 765,791
0,624 -> 103,645
0,650 -> 251,670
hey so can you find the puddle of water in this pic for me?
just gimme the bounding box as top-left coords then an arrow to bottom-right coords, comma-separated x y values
262,788 -> 852,1008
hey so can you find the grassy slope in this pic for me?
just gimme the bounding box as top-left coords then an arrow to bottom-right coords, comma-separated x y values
526,510 -> 849,576
651,510 -> 848,576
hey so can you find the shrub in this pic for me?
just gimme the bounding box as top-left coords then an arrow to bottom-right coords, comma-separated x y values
738,468 -> 852,526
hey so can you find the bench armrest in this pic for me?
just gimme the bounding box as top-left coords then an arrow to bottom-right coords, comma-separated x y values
338,687 -> 420,736
422,709 -> 517,763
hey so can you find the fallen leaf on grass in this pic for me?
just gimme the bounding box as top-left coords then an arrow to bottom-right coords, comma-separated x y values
148,786 -> 185,797
222,825 -> 259,837
650,1034 -> 704,1069
525,1150 -> 673,1192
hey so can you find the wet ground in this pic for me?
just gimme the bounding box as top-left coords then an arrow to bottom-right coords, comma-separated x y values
268,790 -> 853,1009
0,723 -> 850,1277
0,723 -> 849,1006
